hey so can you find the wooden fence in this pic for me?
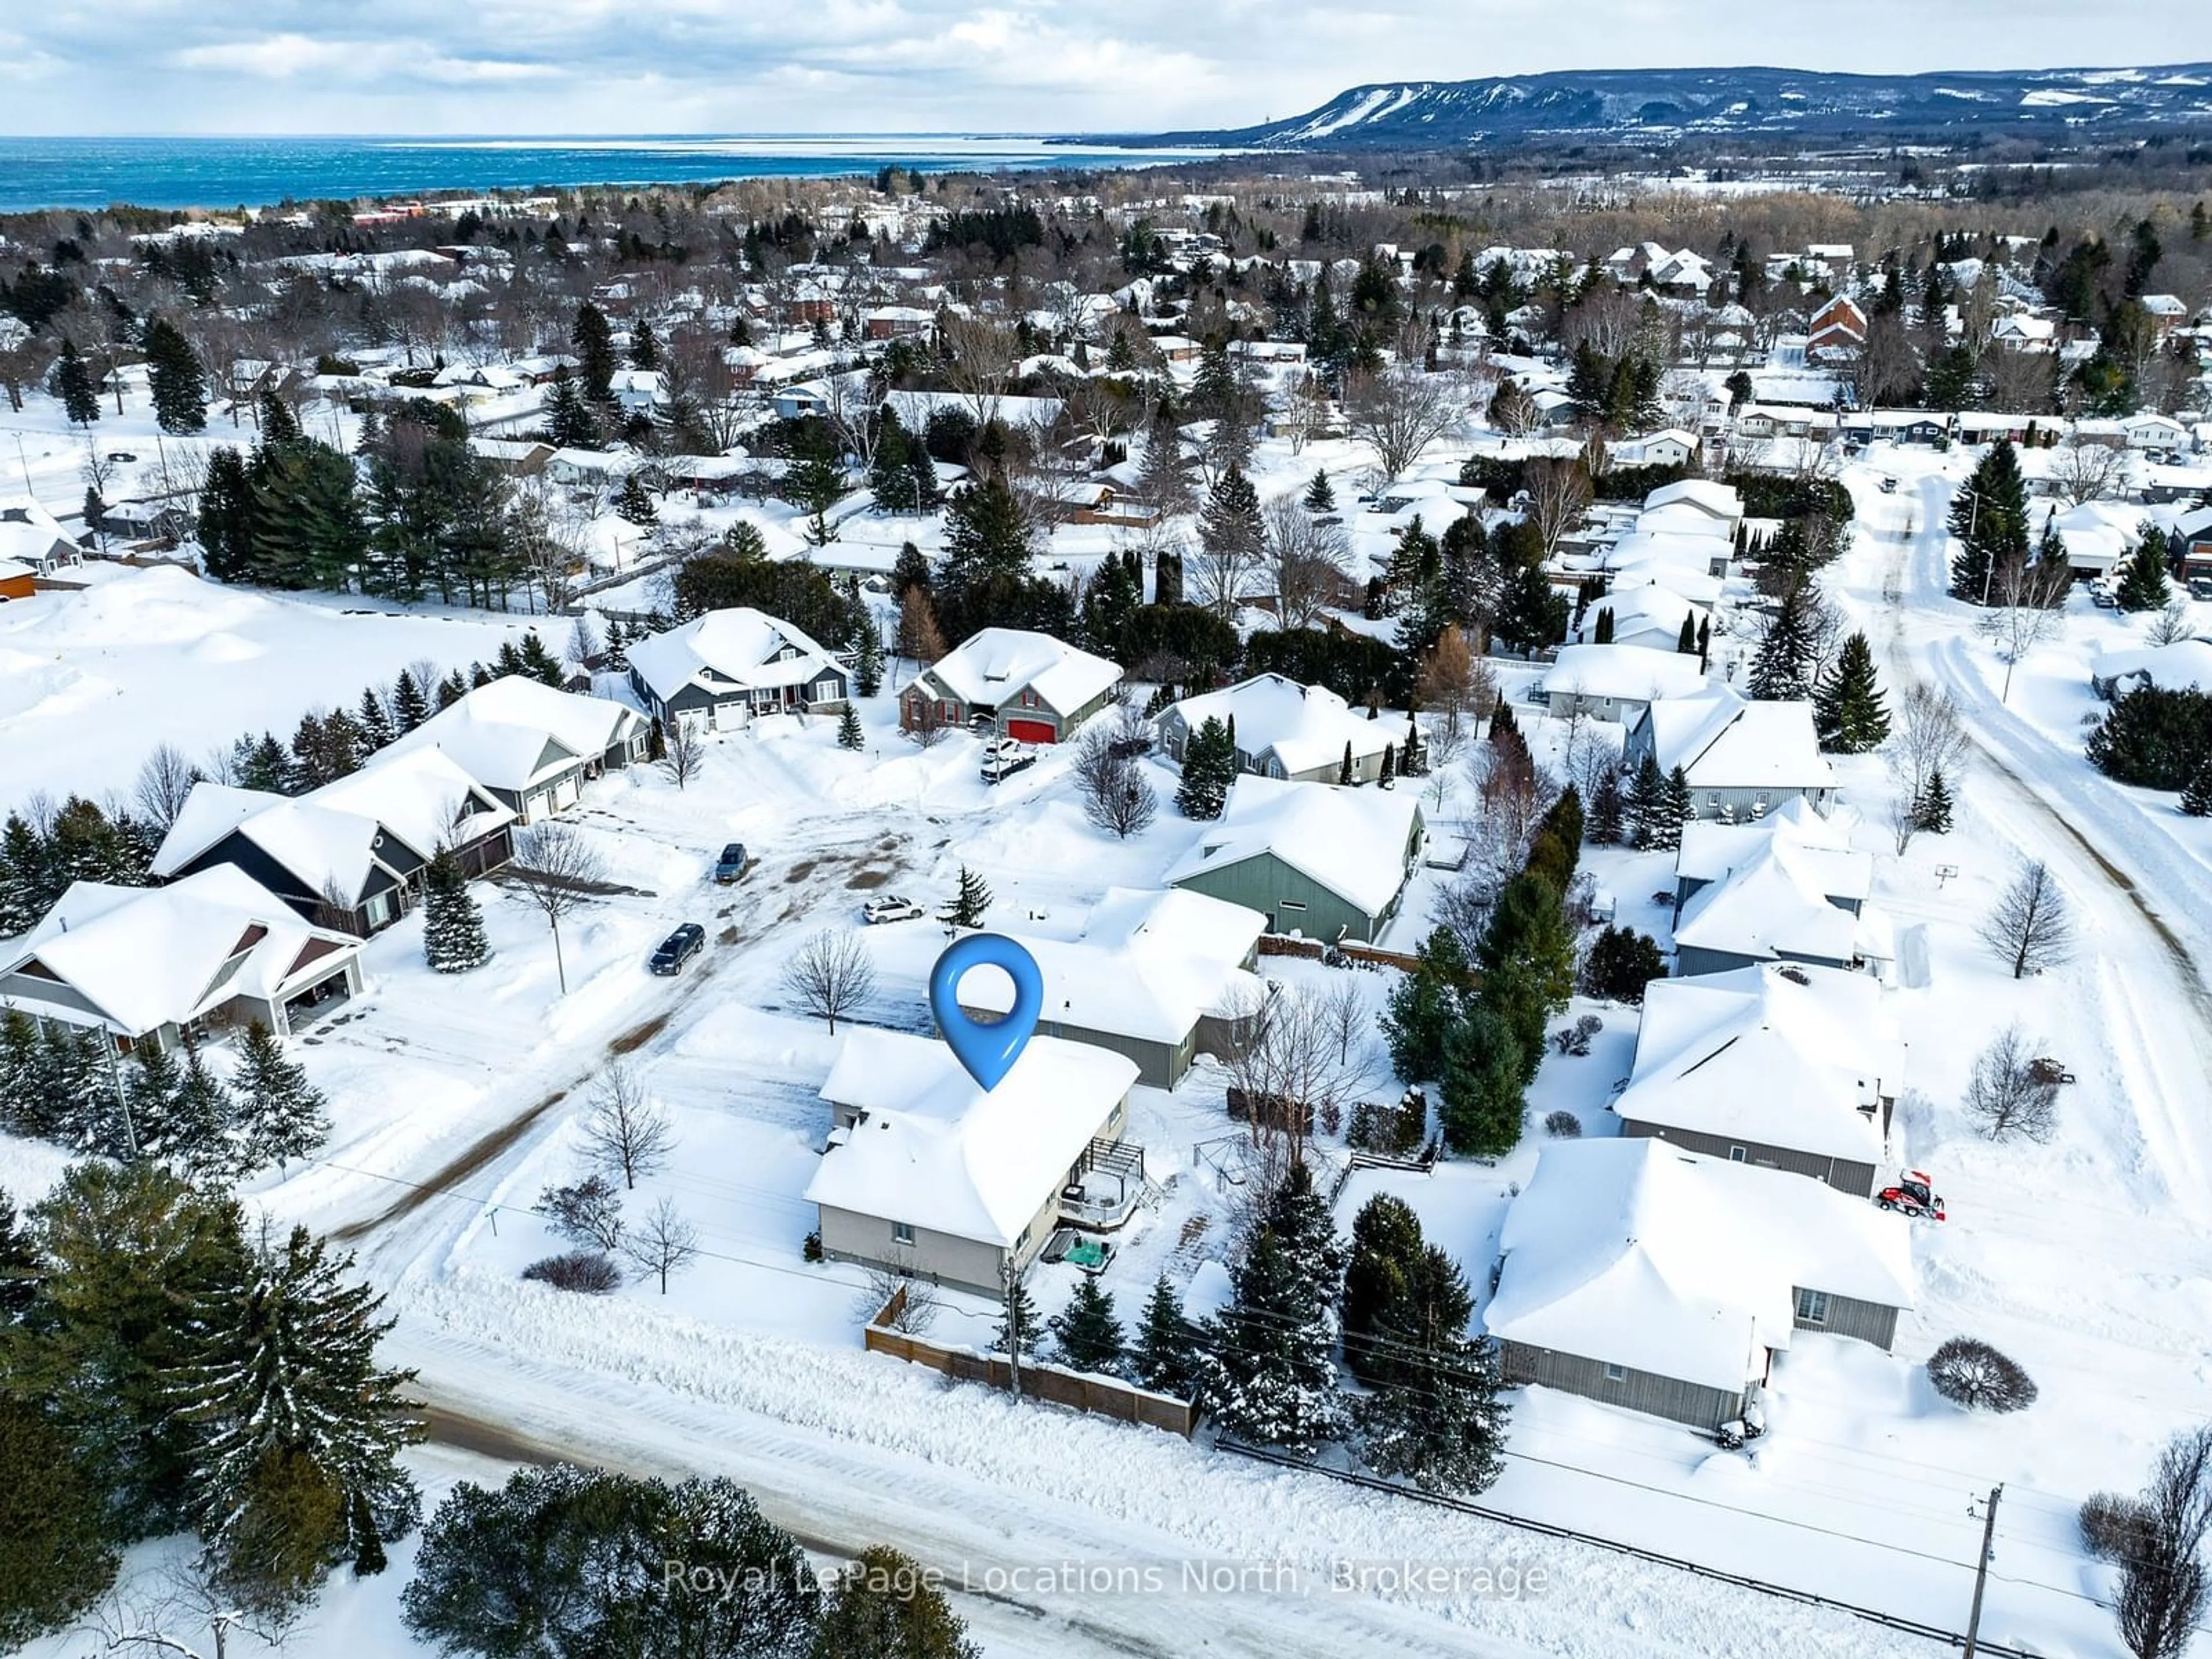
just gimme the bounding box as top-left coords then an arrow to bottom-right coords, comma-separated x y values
1255,933 -> 1472,981
864,1287 -> 1194,1438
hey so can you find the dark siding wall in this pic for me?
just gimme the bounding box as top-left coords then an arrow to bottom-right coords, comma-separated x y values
1499,1340 -> 1745,1431
1796,1291 -> 1900,1351
1620,1118 -> 1875,1197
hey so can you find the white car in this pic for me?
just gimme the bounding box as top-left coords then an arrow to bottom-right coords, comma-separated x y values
863,895 -> 926,924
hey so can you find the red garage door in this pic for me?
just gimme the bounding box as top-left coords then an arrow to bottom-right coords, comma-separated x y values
1006,718 -> 1056,744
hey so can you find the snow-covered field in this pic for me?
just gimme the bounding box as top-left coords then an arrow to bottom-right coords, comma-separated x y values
6,369 -> 2209,1656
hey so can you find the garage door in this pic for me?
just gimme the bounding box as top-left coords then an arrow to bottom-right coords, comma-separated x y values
554,776 -> 580,809
1006,718 -> 1055,744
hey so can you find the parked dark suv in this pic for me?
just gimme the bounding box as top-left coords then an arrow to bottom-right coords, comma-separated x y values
649,923 -> 706,975
713,842 -> 749,884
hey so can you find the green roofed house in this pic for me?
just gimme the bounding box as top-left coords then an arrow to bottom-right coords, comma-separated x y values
1166,775 -> 1425,943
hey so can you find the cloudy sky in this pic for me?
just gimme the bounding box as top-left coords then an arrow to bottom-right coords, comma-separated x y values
3,1 -> 2208,135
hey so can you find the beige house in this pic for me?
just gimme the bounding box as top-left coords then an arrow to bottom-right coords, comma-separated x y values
805,1029 -> 1142,1294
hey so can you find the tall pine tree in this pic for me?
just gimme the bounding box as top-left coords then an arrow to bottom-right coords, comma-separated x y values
230,1021 -> 330,1176
421,848 -> 489,974
1812,631 -> 1891,752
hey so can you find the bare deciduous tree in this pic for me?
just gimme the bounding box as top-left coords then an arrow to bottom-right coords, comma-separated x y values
859,1258 -> 944,1333
1884,682 -> 1970,853
1984,861 -> 2073,980
937,312 -> 1018,426
1073,723 -> 1157,839
132,742 -> 204,837
660,713 -> 706,790
1976,558 -> 2065,702
2050,433 -> 2130,507
2145,601 -> 2198,649
579,1062 -> 675,1190
507,822 -> 608,995
781,929 -> 877,1033
2117,1425 -> 2212,1659
1962,1025 -> 2061,1142
1261,494 -> 1351,631
1522,457 -> 1593,558
621,1195 -> 699,1294
1343,365 -> 1464,480
1221,980 -> 1377,1166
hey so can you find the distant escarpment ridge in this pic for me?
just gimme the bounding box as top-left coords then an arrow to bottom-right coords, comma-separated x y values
1079,63 -> 2212,149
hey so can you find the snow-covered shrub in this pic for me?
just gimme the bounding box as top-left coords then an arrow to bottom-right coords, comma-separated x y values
1543,1111 -> 1581,1139
2080,1490 -> 2156,1564
1927,1336 -> 2039,1412
523,1251 -> 622,1294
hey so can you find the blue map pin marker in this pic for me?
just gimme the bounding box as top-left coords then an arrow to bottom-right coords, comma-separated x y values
929,932 -> 1043,1093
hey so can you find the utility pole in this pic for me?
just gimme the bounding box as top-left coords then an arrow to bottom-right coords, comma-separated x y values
1963,1482 -> 2003,1659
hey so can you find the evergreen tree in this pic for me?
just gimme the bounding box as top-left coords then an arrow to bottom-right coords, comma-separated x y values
1676,611 -> 1697,653
1048,1277 -> 1124,1375
1812,631 -> 1891,752
1624,751 -> 1667,848
854,621 -> 884,696
570,303 -> 616,400
1353,1246 -> 1510,1495
1588,768 -> 1626,846
868,410 -> 923,514
355,685 -> 395,752
1593,606 -> 1615,645
24,1161 -> 249,1539
517,630 -> 566,687
1435,1003 -> 1525,1157
1380,926 -> 1471,1082
2183,761 -> 2212,818
1198,464 -> 1264,612
0,1187 -> 39,1324
143,318 -> 208,434
1913,767 -> 1956,834
230,1021 -> 330,1176
174,1224 -> 422,1615
836,702 -> 865,750
169,1047 -> 237,1183
1131,1274 -> 1199,1397
0,1399 -> 118,1648
1380,741 -> 1397,785
1304,468 -> 1336,514
993,1271 -> 1040,1361
123,1040 -> 186,1162
1659,765 -> 1695,846
938,475 -> 1034,593
1258,1157 -> 1345,1310
937,864 -> 992,930
541,365 -> 600,449
2114,529 -> 2173,613
613,472 -> 658,528
627,320 -> 659,370
1175,715 -> 1237,819
421,848 -> 489,975
1949,440 -> 2031,603
812,1545 -> 980,1659
52,336 -> 99,427
1748,583 -> 1817,700
1580,925 -> 1668,1004
1339,739 -> 1354,785
195,444 -> 263,579
1400,714 -> 1426,778
1342,1194 -> 1426,1385
1195,1225 -> 1341,1454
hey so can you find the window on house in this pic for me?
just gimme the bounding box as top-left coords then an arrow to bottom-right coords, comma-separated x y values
1795,1288 -> 1830,1324
1728,1145 -> 1747,1162
1279,899 -> 1306,912
890,1221 -> 915,1246
1602,1362 -> 1626,1382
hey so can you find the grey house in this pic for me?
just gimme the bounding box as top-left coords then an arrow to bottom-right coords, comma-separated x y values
1671,828 -> 1888,981
805,1029 -> 1143,1296
899,627 -> 1120,743
1166,777 -> 1425,944
0,866 -> 365,1055
1157,674 -> 1395,783
152,749 -> 515,937
1623,683 -> 1836,824
952,888 -> 1268,1089
382,675 -> 648,825
1607,962 -> 1901,1198
626,607 -> 850,730
1486,1139 -> 1914,1433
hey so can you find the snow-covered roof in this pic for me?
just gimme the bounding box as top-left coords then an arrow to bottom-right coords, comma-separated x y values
153,750 -> 512,903
4,865 -> 359,1036
1614,961 -> 1901,1164
383,676 -> 642,794
1486,1138 -> 1914,1393
806,1030 -> 1139,1247
626,608 -> 845,705
1541,643 -> 1707,703
2091,640 -> 2212,694
1574,583 -> 1710,646
1166,673 -> 1392,775
1676,798 -> 1870,900
1642,479 -> 1743,523
1636,684 -> 1835,794
960,887 -> 1267,1045
1168,776 -> 1422,918
1673,833 -> 1887,968
917,628 -> 1121,717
